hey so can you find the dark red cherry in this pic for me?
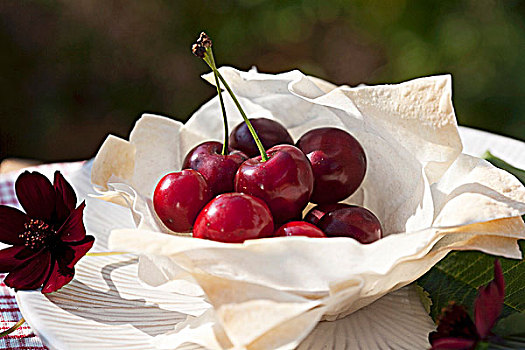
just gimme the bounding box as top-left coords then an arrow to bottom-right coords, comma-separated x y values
229,118 -> 294,158
182,141 -> 248,196
274,221 -> 326,238
317,206 -> 382,244
235,144 -> 314,226
296,128 -> 366,204
304,203 -> 352,225
193,192 -> 274,243
153,169 -> 212,232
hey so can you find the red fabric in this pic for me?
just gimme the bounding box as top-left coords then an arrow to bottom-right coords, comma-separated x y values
0,161 -> 85,350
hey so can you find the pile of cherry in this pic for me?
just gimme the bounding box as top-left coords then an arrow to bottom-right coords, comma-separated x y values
153,118 -> 383,244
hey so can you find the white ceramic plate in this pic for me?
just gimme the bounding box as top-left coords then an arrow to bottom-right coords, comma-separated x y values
16,127 -> 525,350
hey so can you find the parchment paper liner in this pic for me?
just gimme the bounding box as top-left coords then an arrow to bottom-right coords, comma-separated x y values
91,67 -> 525,349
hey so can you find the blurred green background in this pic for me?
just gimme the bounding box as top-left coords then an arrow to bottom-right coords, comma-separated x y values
1,0 -> 524,162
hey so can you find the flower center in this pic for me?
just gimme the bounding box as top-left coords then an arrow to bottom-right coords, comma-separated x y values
19,219 -> 56,251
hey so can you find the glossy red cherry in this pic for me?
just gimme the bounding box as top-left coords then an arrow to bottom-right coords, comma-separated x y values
229,118 -> 294,158
235,144 -> 314,226
182,141 -> 248,196
317,206 -> 382,244
193,192 -> 274,243
153,169 -> 212,232
304,203 -> 352,225
274,221 -> 326,238
296,127 -> 366,204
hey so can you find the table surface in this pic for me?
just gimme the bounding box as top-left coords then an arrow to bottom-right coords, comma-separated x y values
0,160 -> 86,350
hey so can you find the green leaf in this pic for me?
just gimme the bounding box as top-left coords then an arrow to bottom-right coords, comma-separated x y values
475,341 -> 489,350
414,284 -> 433,314
493,312 -> 525,337
416,241 -> 525,321
497,336 -> 525,350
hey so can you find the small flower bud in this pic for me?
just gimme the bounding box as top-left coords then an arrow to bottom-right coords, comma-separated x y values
192,43 -> 206,58
197,32 -> 212,48
192,32 -> 213,58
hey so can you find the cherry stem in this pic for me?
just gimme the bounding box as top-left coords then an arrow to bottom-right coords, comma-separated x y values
204,48 -> 228,155
202,49 -> 269,162
0,318 -> 25,338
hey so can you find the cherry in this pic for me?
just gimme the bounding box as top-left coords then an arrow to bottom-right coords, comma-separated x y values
182,141 -> 247,196
153,169 -> 212,232
229,118 -> 294,158
193,34 -> 312,225
304,203 -> 352,225
186,35 -> 248,197
235,144 -> 314,225
296,127 -> 366,204
193,192 -> 274,243
274,221 -> 326,238
317,206 -> 382,244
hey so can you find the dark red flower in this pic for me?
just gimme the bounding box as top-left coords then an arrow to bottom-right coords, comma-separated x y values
474,259 -> 504,339
0,171 -> 94,293
429,260 -> 505,350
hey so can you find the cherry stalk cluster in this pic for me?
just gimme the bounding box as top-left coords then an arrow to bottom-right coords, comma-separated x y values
153,33 -> 382,244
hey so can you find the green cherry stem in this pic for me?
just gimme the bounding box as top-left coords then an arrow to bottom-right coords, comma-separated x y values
205,48 -> 229,156
202,49 -> 269,162
0,318 -> 25,338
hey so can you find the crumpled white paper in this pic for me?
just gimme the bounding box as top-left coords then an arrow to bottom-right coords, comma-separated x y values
91,67 -> 525,349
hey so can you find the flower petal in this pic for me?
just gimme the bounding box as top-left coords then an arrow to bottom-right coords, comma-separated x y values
41,258 -> 74,293
474,259 -> 505,338
0,205 -> 28,245
429,302 -> 477,343
0,246 -> 30,272
54,171 -> 77,222
58,202 -> 86,242
15,172 -> 56,220
430,337 -> 476,350
3,250 -> 51,290
63,235 -> 95,268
